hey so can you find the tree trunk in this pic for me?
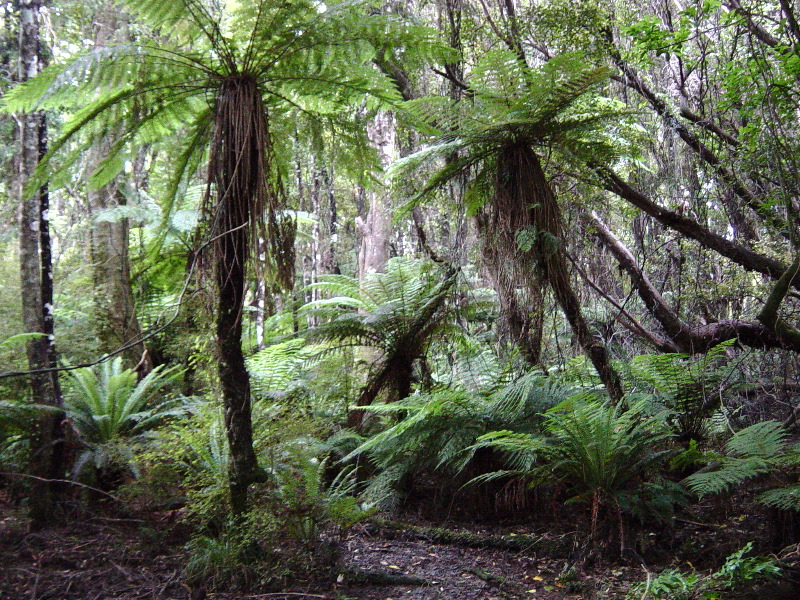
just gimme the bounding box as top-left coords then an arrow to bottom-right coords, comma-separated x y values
87,8 -> 146,367
217,222 -> 261,514
500,144 -> 623,401
357,111 -> 395,279
89,172 -> 146,365
209,76 -> 272,514
18,0 -> 64,525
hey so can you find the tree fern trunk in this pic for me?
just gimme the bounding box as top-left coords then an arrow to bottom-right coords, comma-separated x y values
498,144 -> 623,401
217,224 -> 260,514
209,76 -> 274,513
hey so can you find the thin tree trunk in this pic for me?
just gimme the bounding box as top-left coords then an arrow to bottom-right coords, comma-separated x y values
18,0 -> 64,525
209,76 -> 273,514
217,223 -> 261,514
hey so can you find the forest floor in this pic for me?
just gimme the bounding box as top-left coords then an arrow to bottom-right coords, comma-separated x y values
0,488 -> 798,600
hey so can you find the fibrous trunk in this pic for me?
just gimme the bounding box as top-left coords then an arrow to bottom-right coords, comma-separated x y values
496,143 -> 623,401
209,76 -> 273,513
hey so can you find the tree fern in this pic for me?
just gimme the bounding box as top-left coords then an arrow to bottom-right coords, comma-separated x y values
303,257 -> 459,425
626,340 -> 741,440
472,398 -> 678,535
340,369 -> 574,507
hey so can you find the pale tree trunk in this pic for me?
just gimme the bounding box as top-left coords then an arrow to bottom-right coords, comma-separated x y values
351,111 -> 396,428
88,160 -> 146,366
87,7 -> 146,367
357,111 -> 396,279
18,0 -> 65,526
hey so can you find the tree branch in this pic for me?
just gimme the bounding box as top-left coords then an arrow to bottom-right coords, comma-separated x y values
565,250 -> 680,352
757,255 -> 800,347
589,212 -> 800,353
596,166 -> 795,287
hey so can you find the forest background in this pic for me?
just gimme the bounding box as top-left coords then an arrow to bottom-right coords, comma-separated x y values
0,0 -> 799,597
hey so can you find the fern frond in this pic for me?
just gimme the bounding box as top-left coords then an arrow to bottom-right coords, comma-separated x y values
684,457 -> 773,499
758,484 -> 800,511
725,421 -> 788,458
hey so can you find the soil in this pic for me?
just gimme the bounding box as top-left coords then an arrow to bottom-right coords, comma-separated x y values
0,490 -> 797,600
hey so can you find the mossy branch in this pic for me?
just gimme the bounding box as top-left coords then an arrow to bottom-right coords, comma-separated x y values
757,255 -> 800,349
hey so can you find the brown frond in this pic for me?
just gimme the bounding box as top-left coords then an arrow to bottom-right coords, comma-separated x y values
201,74 -> 295,298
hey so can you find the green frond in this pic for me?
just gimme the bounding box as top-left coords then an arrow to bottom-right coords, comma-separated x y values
758,484 -> 800,512
683,421 -> 789,499
395,50 -> 622,206
683,457 -> 773,499
247,338 -> 316,398
117,0 -> 210,41
65,358 -> 183,443
725,420 -> 788,458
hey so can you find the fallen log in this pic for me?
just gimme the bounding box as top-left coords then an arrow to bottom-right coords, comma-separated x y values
363,518 -> 569,556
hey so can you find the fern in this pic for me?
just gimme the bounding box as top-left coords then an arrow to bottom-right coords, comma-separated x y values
683,421 -> 791,499
473,398 -> 678,530
626,340 -> 741,440
302,258 -> 460,414
340,369 -> 573,507
392,50 -> 628,210
759,484 -> 800,511
65,357 -> 184,443
247,338 -> 315,400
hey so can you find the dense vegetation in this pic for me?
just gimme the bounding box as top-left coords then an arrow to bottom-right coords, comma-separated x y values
1,0 -> 799,597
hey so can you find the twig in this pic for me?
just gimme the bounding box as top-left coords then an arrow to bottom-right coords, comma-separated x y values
0,472 -> 120,502
640,568 -> 652,600
223,594 -> 332,599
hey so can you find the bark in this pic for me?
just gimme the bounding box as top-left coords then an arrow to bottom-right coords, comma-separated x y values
18,0 -> 64,525
209,76 -> 271,514
590,212 -> 800,353
507,145 -> 624,400
757,255 -> 800,348
217,220 -> 262,514
598,167 -> 796,288
88,8 -> 147,367
357,111 -> 395,279
89,175 -> 146,365
475,210 -> 545,365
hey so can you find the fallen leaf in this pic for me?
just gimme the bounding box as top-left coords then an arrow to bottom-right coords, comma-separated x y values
389,565 -> 401,570
532,575 -> 544,581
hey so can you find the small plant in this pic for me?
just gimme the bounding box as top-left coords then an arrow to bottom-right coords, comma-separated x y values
628,542 -> 780,599
64,357 -> 184,481
184,509 -> 283,591
473,398 -> 680,549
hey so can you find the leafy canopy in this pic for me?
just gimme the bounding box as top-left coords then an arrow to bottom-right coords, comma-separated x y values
394,50 -> 630,214
1,0 -> 450,217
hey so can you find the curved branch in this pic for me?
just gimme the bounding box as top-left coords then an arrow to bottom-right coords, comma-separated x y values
597,167 -> 795,287
589,212 -> 800,354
